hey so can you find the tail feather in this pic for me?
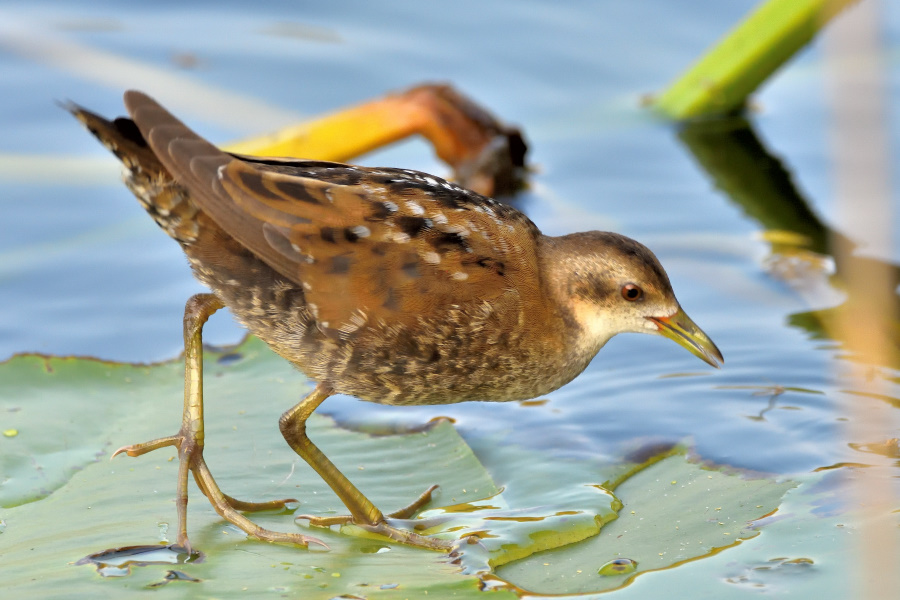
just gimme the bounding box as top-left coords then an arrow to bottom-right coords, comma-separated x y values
62,101 -> 155,169
65,100 -> 201,245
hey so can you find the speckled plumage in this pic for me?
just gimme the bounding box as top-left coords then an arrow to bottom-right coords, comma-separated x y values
68,91 -> 722,552
70,92 -> 723,407
69,98 -> 556,404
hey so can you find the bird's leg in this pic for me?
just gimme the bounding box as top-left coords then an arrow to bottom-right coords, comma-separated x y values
113,293 -> 325,552
280,385 -> 451,550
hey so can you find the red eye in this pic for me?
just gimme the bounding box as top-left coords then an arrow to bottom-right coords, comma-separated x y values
621,283 -> 643,301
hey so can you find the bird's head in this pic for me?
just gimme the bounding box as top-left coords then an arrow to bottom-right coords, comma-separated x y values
544,231 -> 723,367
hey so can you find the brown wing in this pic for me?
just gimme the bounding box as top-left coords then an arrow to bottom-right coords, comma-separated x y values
124,90 -> 542,333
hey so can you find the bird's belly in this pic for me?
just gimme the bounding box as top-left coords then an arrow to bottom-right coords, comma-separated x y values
232,290 -> 580,407
323,332 -> 570,407
190,246 -> 584,407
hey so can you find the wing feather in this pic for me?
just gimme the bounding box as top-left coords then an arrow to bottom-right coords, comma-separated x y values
124,90 -> 542,335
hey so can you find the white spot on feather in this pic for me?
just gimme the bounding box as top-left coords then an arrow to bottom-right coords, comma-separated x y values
405,201 -> 425,215
439,224 -> 469,236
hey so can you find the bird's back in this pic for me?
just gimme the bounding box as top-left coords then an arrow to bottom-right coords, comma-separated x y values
69,94 -> 587,405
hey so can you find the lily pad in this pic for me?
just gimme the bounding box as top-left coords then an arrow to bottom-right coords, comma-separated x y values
494,451 -> 796,595
0,335 -> 802,597
0,336 -> 615,597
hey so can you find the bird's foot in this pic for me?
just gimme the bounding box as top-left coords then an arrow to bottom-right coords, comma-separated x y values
297,514 -> 455,551
112,432 -> 326,551
111,435 -> 298,512
295,484 -> 454,551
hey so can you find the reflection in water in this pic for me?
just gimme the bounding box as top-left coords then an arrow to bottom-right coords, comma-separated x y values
679,11 -> 900,594
725,556 -> 815,590
75,544 -> 202,577
848,438 -> 900,460
597,557 -> 638,576
715,384 -> 826,421
677,117 -> 900,371
358,543 -> 392,554
678,117 -> 838,255
146,570 -> 201,588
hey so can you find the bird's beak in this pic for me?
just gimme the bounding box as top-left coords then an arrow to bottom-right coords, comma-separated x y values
647,307 -> 723,368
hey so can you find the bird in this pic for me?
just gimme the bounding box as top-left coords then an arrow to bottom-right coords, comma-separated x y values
67,90 -> 722,554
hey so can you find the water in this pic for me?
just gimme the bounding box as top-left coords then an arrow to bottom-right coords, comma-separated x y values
1,0 -> 899,595
75,544 -> 202,577
598,558 -> 637,577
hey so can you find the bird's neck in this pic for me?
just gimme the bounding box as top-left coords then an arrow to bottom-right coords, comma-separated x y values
536,234 -> 618,363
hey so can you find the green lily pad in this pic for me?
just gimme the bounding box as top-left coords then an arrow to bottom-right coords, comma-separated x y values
0,335 -> 615,597
0,335 -> 803,597
495,450 -> 796,595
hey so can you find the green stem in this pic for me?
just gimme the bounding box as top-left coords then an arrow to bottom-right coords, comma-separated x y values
653,0 -> 861,120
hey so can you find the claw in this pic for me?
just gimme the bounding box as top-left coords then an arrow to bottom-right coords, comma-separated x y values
111,435 -> 180,459
173,540 -> 194,557
303,536 -> 330,550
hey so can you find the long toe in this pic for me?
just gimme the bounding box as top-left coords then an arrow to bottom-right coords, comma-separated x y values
386,484 -> 439,519
223,494 -> 299,512
111,434 -> 181,459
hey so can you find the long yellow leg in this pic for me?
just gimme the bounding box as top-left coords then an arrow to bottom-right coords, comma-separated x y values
112,293 -> 325,553
279,384 -> 451,550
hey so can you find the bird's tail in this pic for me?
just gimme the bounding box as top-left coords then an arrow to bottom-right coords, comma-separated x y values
64,101 -> 202,245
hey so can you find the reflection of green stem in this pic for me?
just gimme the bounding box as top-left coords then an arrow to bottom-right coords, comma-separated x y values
677,116 -> 900,368
654,0 -> 860,120
676,117 -> 837,255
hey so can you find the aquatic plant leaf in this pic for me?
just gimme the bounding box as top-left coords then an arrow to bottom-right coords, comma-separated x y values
0,352 -> 184,508
495,450 -> 795,595
0,335 -> 806,598
0,335 -> 609,598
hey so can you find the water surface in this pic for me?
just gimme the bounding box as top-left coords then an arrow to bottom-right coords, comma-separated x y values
1,0 -> 899,595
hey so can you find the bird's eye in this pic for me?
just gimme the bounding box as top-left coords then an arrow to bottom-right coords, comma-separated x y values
621,283 -> 643,301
